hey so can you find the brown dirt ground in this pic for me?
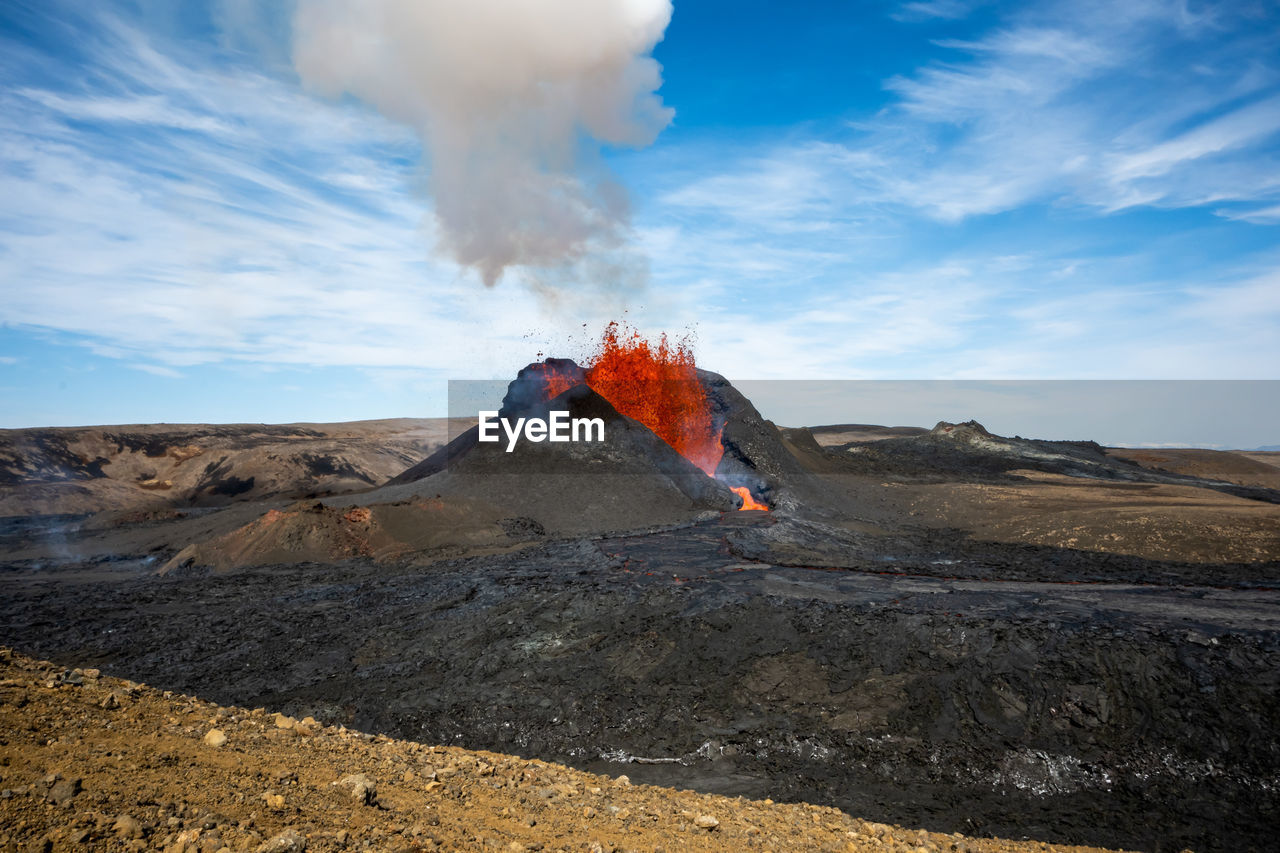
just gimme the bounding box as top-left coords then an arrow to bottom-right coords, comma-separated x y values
1104,448 -> 1280,490
0,650 -> 1140,853
160,497 -> 526,573
901,469 -> 1280,563
805,426 -> 930,447
0,419 -> 470,517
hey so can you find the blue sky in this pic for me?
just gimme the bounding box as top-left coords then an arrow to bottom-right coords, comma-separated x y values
1,0 -> 1278,433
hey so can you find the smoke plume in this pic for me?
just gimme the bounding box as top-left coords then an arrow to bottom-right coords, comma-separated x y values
292,0 -> 674,287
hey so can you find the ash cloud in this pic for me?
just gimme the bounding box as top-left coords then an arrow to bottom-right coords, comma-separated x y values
292,0 -> 674,287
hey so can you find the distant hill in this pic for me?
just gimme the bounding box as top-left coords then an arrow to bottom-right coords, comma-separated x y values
804,423 -> 929,446
0,418 -> 457,516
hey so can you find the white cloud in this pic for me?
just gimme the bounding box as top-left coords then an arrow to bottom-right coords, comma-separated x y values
633,127 -> 1280,379
0,9 -> 614,381
620,0 -> 1280,383
891,0 -> 982,23
860,1 -> 1280,219
1104,95 -> 1280,186
128,363 -> 183,378
658,5 -> 1280,229
15,89 -> 235,134
1218,202 -> 1280,223
2,0 -> 1277,394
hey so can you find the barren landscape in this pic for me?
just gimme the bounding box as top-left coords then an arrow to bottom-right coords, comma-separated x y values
8,2 -> 1280,852
1,364 -> 1277,853
0,649 -> 1139,853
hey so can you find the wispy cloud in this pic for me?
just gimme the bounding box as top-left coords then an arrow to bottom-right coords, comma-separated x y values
632,0 -> 1280,379
845,1 -> 1280,220
661,1 -> 1280,227
891,0 -> 983,23
1,0 -> 1277,398
128,363 -> 183,378
0,4 -> 614,380
1217,202 -> 1280,223
15,89 -> 235,133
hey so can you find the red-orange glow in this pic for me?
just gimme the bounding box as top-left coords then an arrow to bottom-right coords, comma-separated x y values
581,322 -> 724,477
532,323 -> 770,512
731,485 -> 769,511
528,361 -> 580,400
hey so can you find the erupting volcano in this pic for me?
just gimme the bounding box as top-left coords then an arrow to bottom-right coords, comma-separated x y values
536,323 -> 768,510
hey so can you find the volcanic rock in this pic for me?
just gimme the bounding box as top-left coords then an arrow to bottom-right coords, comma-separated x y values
335,773 -> 377,805
699,368 -> 810,509
373,365 -> 739,535
0,651 -> 1176,852
130,370 -> 1278,573
389,360 -> 804,516
0,419 -> 449,517
1107,446 -> 1280,489
932,418 -> 997,440
156,495 -> 523,573
113,814 -> 144,839
166,362 -> 769,571
255,829 -> 306,853
27,362 -> 830,573
46,777 -> 80,806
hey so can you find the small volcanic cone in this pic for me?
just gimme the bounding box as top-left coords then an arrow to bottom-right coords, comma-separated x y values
531,323 -> 771,510
516,358 -> 585,409
158,497 -> 523,573
513,325 -> 725,479
380,377 -> 739,535
390,324 -> 792,514
167,338 -> 809,571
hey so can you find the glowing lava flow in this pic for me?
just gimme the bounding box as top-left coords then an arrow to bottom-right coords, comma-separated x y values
730,486 -> 769,511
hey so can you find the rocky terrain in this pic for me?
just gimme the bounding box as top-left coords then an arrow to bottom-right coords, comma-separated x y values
1,371 -> 1277,853
0,648 -> 1139,853
1105,448 -> 1280,490
0,419 -> 458,517
3,515 -> 1277,852
806,424 -> 931,445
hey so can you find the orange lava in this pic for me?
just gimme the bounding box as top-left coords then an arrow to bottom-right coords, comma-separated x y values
528,361 -> 580,400
582,322 -> 724,477
731,486 -> 769,511
533,322 -> 769,512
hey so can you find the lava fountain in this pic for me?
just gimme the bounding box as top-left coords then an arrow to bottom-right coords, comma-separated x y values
537,323 -> 767,511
